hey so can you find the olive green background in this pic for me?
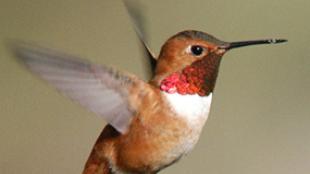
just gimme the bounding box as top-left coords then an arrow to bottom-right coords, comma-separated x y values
0,0 -> 309,174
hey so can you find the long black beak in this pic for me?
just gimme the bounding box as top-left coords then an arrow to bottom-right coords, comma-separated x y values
222,39 -> 287,50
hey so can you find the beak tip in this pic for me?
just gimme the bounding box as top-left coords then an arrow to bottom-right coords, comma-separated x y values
270,39 -> 288,44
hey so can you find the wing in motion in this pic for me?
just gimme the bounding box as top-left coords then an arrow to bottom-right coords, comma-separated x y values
11,43 -> 144,134
122,0 -> 157,75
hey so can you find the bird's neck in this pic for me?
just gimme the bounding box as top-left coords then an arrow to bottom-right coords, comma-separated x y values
152,54 -> 222,96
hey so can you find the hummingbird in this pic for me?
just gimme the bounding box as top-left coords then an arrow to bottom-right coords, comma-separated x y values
10,3 -> 287,174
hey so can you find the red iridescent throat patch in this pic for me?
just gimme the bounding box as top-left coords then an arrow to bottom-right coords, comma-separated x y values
160,56 -> 221,96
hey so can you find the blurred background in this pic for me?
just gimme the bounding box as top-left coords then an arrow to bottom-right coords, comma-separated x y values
0,0 -> 309,173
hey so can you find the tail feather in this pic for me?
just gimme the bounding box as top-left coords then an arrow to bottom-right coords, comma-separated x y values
82,152 -> 111,174
82,125 -> 120,174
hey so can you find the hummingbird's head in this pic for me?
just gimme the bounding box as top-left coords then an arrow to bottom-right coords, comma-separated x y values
153,30 -> 286,96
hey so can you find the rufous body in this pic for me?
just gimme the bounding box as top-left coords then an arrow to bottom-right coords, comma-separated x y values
83,31 -> 223,174
81,30 -> 286,174
13,29 -> 286,173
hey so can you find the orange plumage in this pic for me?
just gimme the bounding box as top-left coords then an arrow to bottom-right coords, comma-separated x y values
11,4 -> 286,173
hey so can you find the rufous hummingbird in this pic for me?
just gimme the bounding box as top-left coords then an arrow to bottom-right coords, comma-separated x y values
10,3 -> 287,174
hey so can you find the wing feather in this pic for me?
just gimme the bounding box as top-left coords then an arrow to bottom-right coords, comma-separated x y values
122,0 -> 157,75
12,43 -> 143,133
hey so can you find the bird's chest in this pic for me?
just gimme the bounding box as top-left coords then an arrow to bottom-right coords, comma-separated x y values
113,93 -> 213,173
163,92 -> 213,154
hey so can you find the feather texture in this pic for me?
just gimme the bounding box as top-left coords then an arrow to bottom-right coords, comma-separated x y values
122,0 -> 157,75
12,43 -> 143,133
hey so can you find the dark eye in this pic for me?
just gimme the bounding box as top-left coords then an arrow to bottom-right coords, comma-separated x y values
190,45 -> 204,56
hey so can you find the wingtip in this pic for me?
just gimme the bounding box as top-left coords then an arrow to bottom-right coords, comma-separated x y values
5,39 -> 35,55
5,39 -> 29,63
5,40 -> 40,63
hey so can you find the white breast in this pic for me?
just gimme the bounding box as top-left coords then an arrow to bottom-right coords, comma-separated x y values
163,92 -> 213,155
164,92 -> 213,126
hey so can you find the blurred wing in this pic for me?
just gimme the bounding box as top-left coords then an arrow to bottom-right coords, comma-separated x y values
12,43 -> 143,134
122,0 -> 157,74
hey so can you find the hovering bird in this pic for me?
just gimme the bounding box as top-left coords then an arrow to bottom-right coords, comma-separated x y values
10,1 -> 287,174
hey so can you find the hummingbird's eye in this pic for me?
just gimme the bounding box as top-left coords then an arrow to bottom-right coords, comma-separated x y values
190,45 -> 204,56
